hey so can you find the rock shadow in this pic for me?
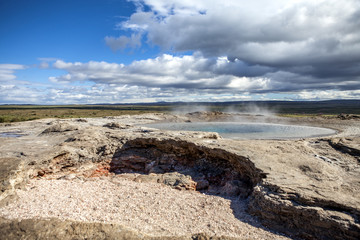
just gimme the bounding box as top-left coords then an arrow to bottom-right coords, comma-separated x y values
108,138 -> 279,235
110,138 -> 263,197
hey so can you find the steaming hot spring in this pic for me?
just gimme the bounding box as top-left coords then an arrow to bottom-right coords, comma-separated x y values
145,121 -> 336,139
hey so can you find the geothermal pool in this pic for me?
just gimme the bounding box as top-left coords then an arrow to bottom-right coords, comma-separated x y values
145,122 -> 336,139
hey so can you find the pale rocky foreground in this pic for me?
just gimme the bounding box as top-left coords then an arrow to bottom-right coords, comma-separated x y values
0,112 -> 359,240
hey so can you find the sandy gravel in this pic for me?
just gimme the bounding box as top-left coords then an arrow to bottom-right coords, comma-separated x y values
0,177 -> 290,239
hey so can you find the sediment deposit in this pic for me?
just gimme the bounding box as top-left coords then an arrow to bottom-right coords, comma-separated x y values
0,113 -> 359,239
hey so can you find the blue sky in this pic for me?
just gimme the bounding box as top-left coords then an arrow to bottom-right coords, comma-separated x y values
1,0 -> 360,104
1,0 -> 130,63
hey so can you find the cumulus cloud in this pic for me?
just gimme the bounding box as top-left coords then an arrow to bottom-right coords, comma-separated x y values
0,84 -> 45,104
50,55 -> 273,92
2,57 -> 359,104
123,0 -> 360,61
0,64 -> 27,81
297,90 -> 360,100
102,0 -> 360,95
50,52 -> 360,96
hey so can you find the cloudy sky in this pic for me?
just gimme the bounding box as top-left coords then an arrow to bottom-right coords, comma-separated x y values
1,0 -> 360,104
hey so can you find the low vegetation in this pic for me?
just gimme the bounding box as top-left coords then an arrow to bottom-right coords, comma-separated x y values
0,100 -> 359,123
0,105 -> 170,123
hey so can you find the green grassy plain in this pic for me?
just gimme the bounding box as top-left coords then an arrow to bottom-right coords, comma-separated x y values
0,105 -> 171,123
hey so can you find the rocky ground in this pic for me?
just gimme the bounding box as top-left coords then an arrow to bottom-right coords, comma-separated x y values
0,112 -> 359,240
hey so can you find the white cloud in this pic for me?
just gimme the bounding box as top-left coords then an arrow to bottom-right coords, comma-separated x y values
0,84 -> 43,104
297,90 -> 360,100
50,54 -> 272,92
0,64 -> 27,81
50,51 -> 360,95
226,77 -> 270,90
125,0 -> 359,57
105,0 -> 360,90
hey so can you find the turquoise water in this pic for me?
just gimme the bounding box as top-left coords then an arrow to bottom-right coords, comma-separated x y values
145,122 -> 336,139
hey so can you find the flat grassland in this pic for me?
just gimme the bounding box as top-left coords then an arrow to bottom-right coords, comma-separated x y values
1,100 -> 359,123
0,105 -> 171,123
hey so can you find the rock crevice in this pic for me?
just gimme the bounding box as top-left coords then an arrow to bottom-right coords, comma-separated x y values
110,138 -> 263,197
